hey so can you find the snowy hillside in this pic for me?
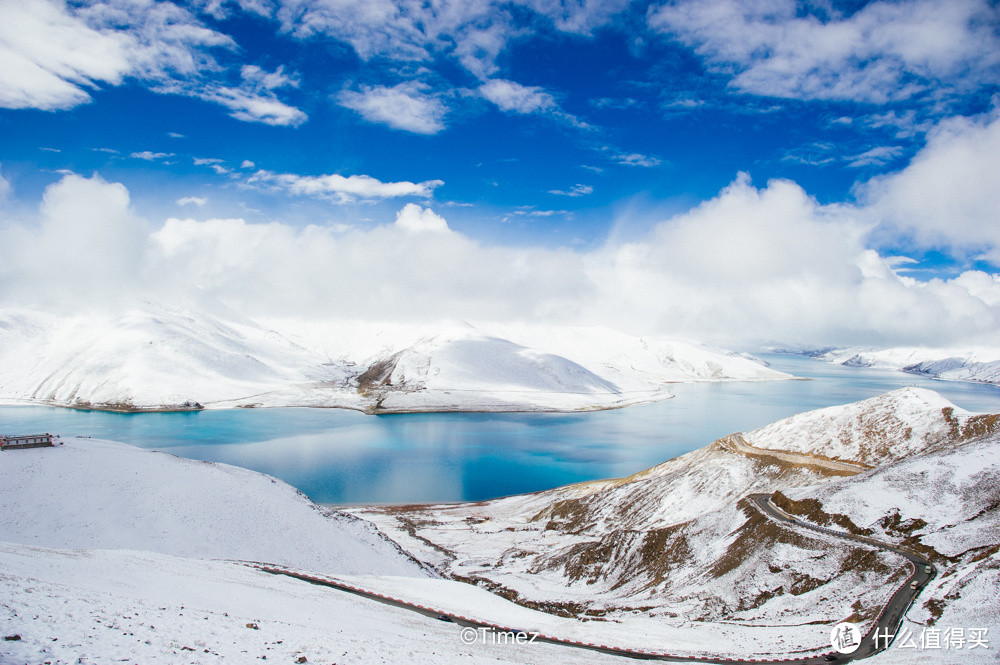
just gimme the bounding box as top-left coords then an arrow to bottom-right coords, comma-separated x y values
741,387 -> 976,465
815,346 -> 1000,386
0,303 -> 789,413
0,437 -> 425,577
357,388 -> 1000,659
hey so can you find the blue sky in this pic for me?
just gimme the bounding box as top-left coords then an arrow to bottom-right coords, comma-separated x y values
2,0 -> 1000,346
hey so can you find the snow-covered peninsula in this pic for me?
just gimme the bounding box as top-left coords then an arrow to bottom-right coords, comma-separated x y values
801,346 -> 1000,387
0,302 -> 788,414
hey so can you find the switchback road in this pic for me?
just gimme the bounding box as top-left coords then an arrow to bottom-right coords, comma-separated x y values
247,491 -> 934,664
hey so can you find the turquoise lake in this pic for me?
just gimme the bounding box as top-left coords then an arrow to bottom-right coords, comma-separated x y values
2,354 -> 1000,505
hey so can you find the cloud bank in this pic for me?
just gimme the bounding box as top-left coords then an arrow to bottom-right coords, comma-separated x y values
2,150 -> 998,349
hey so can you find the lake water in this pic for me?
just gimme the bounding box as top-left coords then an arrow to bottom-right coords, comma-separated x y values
3,354 -> 999,505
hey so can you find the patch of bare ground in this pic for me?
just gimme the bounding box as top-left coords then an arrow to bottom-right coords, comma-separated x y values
355,353 -> 401,396
711,499 -> 820,580
449,573 -> 608,619
531,496 -> 595,533
370,513 -> 458,565
535,522 -> 693,591
923,543 -> 999,625
771,492 -> 872,536
946,408 -> 1000,442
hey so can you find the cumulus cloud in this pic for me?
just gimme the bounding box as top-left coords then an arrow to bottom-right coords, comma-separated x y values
394,203 -> 449,233
0,174 -> 148,309
247,170 -> 445,203
648,0 -> 1000,104
2,170 -> 998,348
337,82 -> 447,134
176,196 -> 207,207
859,111 -> 1000,262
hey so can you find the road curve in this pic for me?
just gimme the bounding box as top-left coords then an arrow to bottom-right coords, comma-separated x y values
748,493 -> 935,662
245,492 -> 934,664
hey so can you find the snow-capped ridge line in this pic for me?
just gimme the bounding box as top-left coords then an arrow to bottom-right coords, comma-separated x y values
0,303 -> 791,413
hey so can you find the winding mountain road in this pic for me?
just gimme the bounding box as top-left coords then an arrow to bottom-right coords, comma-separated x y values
248,492 -> 934,664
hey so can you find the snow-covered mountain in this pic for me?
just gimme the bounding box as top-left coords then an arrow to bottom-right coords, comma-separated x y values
813,346 -> 1000,386
0,303 -> 790,413
356,388 -> 1000,658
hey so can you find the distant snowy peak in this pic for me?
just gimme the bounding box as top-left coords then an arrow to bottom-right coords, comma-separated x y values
357,333 -> 619,395
742,387 -> 1000,466
815,346 -> 1000,386
0,305 -> 790,413
0,304 -> 340,411
349,325 -> 790,412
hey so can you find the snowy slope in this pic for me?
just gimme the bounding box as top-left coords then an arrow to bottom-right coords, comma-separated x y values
780,426 -> 1000,662
0,544 -> 625,665
0,303 -> 348,411
357,388 -> 1000,658
0,304 -> 790,413
816,346 -> 1000,386
741,387 -> 973,465
0,437 -> 425,577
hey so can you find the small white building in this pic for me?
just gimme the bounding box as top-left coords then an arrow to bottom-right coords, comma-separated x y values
0,433 -> 55,450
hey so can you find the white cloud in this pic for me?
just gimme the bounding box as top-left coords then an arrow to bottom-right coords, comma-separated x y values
0,174 -> 148,309
264,0 -> 628,79
167,132 -> 186,139
193,157 -> 231,175
191,83 -> 307,127
847,146 -> 904,168
247,170 -> 445,203
613,152 -> 662,167
479,79 -> 557,114
0,165 -> 11,203
0,1 -> 307,126
859,111 -> 1000,262
548,184 -> 593,197
131,151 -> 174,161
394,203 -> 449,233
0,0 -> 132,110
337,82 -> 447,134
240,64 -> 298,90
0,0 -> 236,111
648,0 -> 1000,104
240,160 -> 255,169
177,196 -> 207,207
4,170 -> 998,348
478,78 -> 589,128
